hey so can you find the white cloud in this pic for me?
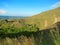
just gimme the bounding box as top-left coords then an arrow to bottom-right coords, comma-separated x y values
0,9 -> 7,15
52,2 -> 60,8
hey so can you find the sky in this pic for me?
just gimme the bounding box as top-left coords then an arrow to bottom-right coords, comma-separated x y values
0,0 -> 60,16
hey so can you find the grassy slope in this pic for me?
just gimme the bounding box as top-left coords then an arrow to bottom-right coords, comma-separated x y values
25,7 -> 60,29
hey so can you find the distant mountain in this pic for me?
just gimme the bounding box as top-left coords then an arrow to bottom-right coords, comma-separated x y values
25,7 -> 60,29
0,16 -> 27,19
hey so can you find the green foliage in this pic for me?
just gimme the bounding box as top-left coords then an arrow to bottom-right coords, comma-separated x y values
0,19 -> 39,36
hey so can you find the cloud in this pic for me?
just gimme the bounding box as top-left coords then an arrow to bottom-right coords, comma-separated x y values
0,9 -> 7,15
52,2 -> 60,8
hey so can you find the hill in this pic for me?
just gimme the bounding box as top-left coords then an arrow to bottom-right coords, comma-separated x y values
25,7 -> 60,29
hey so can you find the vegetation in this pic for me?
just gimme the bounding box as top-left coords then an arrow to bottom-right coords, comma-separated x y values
0,7 -> 60,45
0,20 -> 60,45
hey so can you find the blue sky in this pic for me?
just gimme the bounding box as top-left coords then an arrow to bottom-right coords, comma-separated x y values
0,0 -> 60,16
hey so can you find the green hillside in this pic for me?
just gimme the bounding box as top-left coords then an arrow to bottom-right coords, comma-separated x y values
25,7 -> 60,29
